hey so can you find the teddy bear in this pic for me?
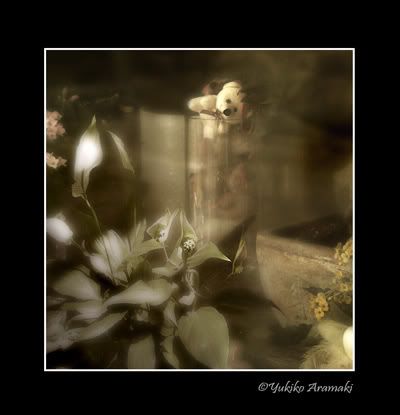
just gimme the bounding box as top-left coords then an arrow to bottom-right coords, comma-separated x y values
188,80 -> 253,138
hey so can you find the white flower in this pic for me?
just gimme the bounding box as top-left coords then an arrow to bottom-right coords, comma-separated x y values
90,220 -> 164,285
75,137 -> 101,172
46,111 -> 66,141
46,152 -> 67,169
73,116 -> 103,194
47,217 -> 73,244
90,230 -> 130,284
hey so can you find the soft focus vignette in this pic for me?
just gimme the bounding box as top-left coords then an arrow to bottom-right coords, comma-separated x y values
46,50 -> 353,370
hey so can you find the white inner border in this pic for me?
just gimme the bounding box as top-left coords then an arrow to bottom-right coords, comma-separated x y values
44,48 -> 355,372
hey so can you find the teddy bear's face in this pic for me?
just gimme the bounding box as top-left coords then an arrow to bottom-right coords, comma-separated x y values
216,82 -> 245,124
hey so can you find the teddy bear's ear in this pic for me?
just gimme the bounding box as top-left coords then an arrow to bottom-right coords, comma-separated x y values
202,79 -> 233,95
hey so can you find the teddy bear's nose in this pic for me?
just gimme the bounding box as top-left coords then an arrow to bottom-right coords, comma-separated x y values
223,108 -> 232,116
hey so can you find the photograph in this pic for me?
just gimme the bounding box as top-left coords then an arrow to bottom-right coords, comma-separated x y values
45,48 -> 354,370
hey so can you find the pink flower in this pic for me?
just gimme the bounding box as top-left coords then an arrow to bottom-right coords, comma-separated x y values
46,111 -> 66,141
46,152 -> 67,169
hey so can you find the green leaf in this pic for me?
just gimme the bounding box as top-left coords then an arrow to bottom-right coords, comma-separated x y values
161,336 -> 180,369
78,312 -> 127,341
177,306 -> 229,368
127,335 -> 156,368
172,210 -> 198,254
152,245 -> 183,279
108,131 -> 135,174
231,238 -> 247,275
47,327 -> 82,353
161,325 -> 175,337
47,296 -> 66,307
180,210 -> 198,242
125,256 -> 144,275
169,246 -> 183,265
163,300 -> 177,327
52,267 -> 101,301
186,242 -> 231,268
68,316 -> 98,325
104,279 -> 174,307
47,310 -> 67,337
152,263 -> 181,278
133,239 -> 162,257
61,300 -> 106,320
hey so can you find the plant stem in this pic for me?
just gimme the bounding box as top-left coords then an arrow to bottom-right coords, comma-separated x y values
162,243 -> 169,263
71,238 -> 87,256
84,194 -> 116,285
134,204 -> 137,229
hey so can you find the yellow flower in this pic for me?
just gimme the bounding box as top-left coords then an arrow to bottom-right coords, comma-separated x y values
314,307 -> 325,320
335,292 -> 352,305
309,295 -> 318,306
343,239 -> 353,255
309,293 -> 329,318
320,301 -> 329,312
338,282 -> 351,293
341,253 -> 349,264
334,238 -> 353,266
344,294 -> 352,305
316,293 -> 329,311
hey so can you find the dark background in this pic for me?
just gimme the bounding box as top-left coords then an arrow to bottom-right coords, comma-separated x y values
47,49 -> 352,129
46,50 -> 353,242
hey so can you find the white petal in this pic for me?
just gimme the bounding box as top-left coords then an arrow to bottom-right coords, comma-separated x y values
179,291 -> 196,306
93,235 -> 107,257
106,230 -> 128,265
46,217 -> 73,244
90,254 -> 112,277
75,129 -> 102,173
74,116 -> 103,192
129,220 -> 147,249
